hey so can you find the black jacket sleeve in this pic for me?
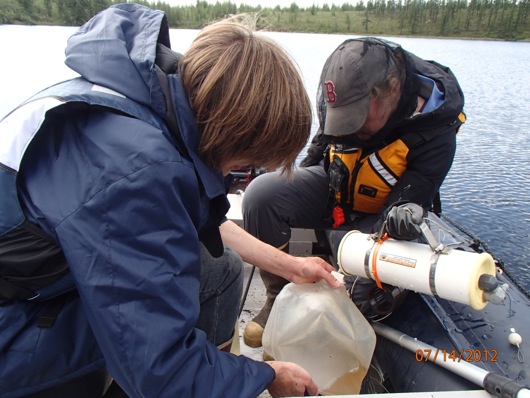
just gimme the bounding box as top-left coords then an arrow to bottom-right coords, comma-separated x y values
299,127 -> 328,167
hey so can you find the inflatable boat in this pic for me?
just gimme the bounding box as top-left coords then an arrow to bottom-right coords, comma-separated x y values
226,173 -> 530,398
344,214 -> 530,398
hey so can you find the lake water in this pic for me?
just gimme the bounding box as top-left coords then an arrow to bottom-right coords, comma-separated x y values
1,25 -> 529,295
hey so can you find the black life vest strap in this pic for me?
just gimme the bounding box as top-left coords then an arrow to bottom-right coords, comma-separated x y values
36,290 -> 78,328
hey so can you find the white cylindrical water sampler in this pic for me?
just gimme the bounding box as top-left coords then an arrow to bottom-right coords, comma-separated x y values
337,231 -> 496,310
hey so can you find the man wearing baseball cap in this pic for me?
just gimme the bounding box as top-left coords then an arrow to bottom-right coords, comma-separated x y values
241,37 -> 466,348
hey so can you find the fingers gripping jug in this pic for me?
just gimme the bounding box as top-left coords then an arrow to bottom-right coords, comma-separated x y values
262,279 -> 376,395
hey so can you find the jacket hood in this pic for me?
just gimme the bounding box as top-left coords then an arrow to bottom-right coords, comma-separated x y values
64,3 -> 171,119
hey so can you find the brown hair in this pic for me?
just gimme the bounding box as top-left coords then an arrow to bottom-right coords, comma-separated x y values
178,15 -> 312,174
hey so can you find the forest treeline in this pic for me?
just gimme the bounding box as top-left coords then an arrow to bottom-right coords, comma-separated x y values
0,0 -> 528,40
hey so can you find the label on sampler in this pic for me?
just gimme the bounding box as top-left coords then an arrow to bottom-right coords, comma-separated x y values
379,252 -> 417,268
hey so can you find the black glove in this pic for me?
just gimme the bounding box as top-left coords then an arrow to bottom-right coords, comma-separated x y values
385,203 -> 424,240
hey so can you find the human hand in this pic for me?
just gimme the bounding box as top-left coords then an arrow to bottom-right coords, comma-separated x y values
385,203 -> 424,240
266,361 -> 318,397
288,256 -> 342,288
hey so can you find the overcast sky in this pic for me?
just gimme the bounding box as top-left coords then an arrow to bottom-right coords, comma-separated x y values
166,0 -> 332,9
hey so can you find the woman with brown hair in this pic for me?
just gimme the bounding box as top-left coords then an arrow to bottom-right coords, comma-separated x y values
0,4 -> 339,397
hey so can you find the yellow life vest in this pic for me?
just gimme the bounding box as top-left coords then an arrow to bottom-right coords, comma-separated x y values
328,139 -> 410,214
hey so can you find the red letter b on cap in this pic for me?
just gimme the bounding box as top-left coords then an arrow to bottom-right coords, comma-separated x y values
324,81 -> 336,103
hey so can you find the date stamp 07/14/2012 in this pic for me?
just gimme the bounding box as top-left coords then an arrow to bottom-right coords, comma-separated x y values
415,349 -> 498,363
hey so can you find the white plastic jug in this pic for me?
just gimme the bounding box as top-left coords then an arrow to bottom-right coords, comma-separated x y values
262,280 -> 376,395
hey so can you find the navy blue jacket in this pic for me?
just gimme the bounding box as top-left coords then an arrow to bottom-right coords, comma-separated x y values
0,4 -> 274,397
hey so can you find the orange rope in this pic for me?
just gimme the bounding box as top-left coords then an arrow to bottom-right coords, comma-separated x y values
371,233 -> 389,289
